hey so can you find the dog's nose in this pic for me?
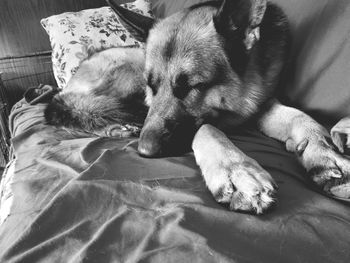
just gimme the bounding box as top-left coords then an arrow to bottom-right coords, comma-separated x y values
138,139 -> 161,157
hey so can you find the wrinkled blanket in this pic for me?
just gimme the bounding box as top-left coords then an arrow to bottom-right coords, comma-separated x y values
0,99 -> 350,263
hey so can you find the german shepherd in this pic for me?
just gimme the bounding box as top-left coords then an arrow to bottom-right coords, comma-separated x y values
45,0 -> 350,214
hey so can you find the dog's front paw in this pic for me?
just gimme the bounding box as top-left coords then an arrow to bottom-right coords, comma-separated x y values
301,136 -> 350,198
193,124 -> 277,214
204,157 -> 277,214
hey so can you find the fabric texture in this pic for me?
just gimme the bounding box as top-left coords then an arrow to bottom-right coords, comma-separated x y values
41,0 -> 153,89
0,98 -> 350,262
150,0 -> 350,119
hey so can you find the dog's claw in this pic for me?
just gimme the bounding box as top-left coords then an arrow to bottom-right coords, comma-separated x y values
331,170 -> 342,178
228,191 -> 275,215
296,139 -> 309,156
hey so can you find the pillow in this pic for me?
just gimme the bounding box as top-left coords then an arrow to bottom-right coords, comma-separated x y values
41,0 -> 153,90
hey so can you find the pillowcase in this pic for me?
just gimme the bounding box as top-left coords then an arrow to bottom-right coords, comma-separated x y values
41,0 -> 153,90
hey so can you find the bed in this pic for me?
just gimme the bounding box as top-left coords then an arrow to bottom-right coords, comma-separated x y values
0,0 -> 350,262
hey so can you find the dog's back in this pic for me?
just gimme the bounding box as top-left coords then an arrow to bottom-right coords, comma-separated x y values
45,47 -> 148,133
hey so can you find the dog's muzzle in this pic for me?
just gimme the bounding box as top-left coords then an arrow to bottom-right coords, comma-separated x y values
138,116 -> 196,157
138,125 -> 163,157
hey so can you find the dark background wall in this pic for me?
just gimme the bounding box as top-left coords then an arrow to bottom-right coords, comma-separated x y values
0,0 -> 112,57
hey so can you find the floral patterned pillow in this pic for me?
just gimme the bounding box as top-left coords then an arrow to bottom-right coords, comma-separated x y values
41,0 -> 153,90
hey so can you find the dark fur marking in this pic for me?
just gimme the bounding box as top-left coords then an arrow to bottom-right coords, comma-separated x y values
147,72 -> 159,95
220,97 -> 226,104
163,35 -> 177,62
308,166 -> 328,177
173,73 -> 190,99
188,0 -> 220,11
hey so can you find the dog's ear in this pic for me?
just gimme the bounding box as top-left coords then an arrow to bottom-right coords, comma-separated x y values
214,0 -> 266,48
107,0 -> 155,42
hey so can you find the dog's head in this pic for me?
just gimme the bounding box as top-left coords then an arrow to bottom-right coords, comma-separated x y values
109,0 -> 267,157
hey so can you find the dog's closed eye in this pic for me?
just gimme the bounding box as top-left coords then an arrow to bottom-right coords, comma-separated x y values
173,73 -> 191,99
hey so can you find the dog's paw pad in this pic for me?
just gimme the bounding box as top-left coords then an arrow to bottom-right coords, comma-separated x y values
229,188 -> 276,214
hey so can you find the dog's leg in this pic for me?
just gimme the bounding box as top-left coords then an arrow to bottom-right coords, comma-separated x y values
192,124 -> 277,214
258,101 -> 350,198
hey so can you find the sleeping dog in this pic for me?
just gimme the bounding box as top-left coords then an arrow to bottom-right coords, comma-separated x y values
45,0 -> 350,214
